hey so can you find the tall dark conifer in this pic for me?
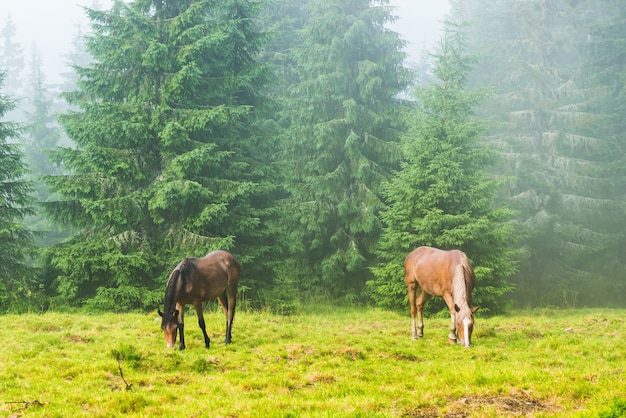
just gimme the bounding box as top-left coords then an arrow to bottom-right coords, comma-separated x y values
282,0 -> 410,299
43,0 -> 276,309
0,72 -> 35,310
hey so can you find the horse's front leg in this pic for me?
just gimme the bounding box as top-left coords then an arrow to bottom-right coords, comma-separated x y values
448,313 -> 458,344
442,294 -> 458,344
194,301 -> 210,349
178,323 -> 186,350
177,303 -> 186,350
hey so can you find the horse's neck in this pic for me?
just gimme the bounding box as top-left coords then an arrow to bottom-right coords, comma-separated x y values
452,264 -> 469,308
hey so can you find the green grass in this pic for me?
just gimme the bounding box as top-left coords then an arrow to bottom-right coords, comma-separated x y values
0,307 -> 624,417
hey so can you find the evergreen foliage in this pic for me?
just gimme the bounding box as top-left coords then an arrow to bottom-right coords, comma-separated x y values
24,49 -> 61,181
9,0 -> 622,311
0,73 -> 36,311
580,0 -> 626,306
0,16 -> 25,98
21,48 -> 69,256
464,0 -> 625,307
258,0 -> 309,98
42,0 -> 277,310
369,18 -> 517,313
280,0 -> 410,300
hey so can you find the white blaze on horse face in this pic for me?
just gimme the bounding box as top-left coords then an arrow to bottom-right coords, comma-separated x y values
164,322 -> 178,349
463,317 -> 471,347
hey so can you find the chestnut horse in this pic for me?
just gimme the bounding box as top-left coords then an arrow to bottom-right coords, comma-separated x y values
405,246 -> 478,347
159,250 -> 240,350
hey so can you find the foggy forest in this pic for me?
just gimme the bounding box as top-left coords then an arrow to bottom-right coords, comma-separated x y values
1,0 -> 625,314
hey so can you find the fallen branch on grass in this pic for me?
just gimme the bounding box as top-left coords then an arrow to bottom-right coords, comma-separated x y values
117,358 -> 133,391
5,400 -> 46,409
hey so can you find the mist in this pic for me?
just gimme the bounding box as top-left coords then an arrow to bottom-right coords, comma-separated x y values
1,0 -> 449,86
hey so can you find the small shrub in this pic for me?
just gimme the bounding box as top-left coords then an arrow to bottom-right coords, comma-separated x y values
111,344 -> 143,369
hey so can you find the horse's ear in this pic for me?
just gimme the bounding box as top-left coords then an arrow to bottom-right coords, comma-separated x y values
454,304 -> 460,313
471,306 -> 480,314
158,310 -> 163,317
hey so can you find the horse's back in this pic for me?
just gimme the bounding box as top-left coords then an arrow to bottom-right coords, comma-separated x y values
405,246 -> 458,272
191,250 -> 240,300
404,246 -> 467,294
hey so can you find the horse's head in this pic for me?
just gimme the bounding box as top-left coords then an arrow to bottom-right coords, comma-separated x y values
158,309 -> 180,349
454,304 -> 479,347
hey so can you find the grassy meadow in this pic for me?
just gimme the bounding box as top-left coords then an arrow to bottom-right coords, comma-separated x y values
0,306 -> 625,417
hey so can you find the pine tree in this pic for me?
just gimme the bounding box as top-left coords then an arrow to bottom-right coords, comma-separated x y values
0,72 -> 35,311
281,0 -> 410,300
258,0 -> 309,97
42,0 -> 276,310
20,47 -> 68,252
580,0 -> 626,306
59,23 -> 92,109
369,18 -> 517,313
464,0 -> 622,306
24,48 -> 60,180
0,15 -> 25,99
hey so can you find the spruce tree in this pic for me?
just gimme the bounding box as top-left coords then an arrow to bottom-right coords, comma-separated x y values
281,0 -> 410,300
0,15 -> 25,99
24,48 -> 60,180
369,19 -> 517,313
464,0 -> 622,307
580,0 -> 626,306
0,72 -> 35,311
20,47 -> 70,252
43,0 -> 276,309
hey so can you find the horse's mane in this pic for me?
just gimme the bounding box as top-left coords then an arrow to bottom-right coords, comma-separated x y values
452,255 -> 474,310
161,258 -> 195,327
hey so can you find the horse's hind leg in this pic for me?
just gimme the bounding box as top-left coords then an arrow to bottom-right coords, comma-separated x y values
407,281 -> 419,339
218,290 -> 236,344
193,301 -> 211,349
415,291 -> 430,339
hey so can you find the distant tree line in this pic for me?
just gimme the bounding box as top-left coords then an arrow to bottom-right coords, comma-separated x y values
0,0 -> 624,313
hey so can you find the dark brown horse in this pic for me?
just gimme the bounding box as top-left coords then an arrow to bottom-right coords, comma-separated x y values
404,246 -> 478,347
159,250 -> 240,350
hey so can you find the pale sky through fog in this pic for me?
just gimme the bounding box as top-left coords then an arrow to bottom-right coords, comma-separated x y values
1,0 -> 449,85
